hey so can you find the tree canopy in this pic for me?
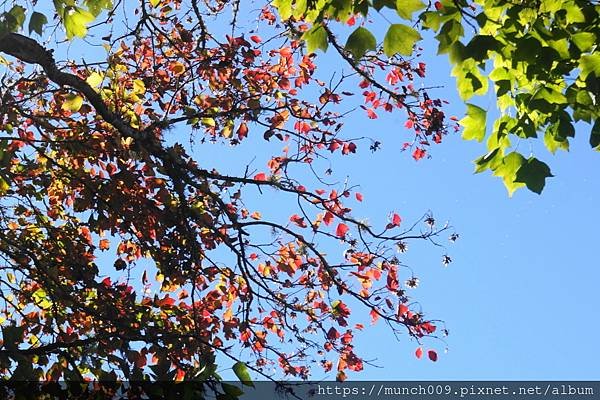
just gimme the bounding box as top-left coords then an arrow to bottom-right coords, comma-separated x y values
0,0 -> 457,396
0,0 -> 596,398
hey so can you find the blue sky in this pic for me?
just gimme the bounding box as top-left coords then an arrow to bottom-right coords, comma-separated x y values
333,36 -> 600,380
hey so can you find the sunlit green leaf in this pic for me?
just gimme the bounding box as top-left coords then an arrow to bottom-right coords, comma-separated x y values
85,0 -> 113,17
459,103 -> 487,142
396,0 -> 425,20
232,362 -> 254,387
579,54 -> 600,79
63,6 -> 95,39
303,24 -> 328,53
492,152 -> 526,196
383,24 -> 421,56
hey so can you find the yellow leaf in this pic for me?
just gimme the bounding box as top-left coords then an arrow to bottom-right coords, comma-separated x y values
7,273 -> 15,284
201,117 -> 216,127
222,125 -> 233,138
29,334 -> 40,345
132,79 -> 146,95
0,177 -> 9,194
86,71 -> 104,87
150,0 -> 161,7
62,94 -> 84,112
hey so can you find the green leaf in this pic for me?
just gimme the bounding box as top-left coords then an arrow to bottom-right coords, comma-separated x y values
579,54 -> 600,80
420,11 -> 442,31
590,119 -> 600,148
396,0 -> 426,20
222,383 -> 244,397
532,87 -> 567,104
452,60 -> 488,100
232,362 -> 254,387
515,157 -> 553,194
63,6 -> 95,39
2,325 -> 25,350
459,103 -> 487,141
544,126 -> 569,154
474,147 -> 502,173
292,0 -> 309,19
28,12 -> 48,36
383,24 -> 421,56
85,0 -> 113,17
572,32 -> 595,52
464,35 -> 499,61
373,0 -> 396,11
564,3 -> 585,24
345,27 -> 376,60
303,24 -> 328,53
0,13 -> 17,36
62,94 -> 84,112
492,151 -> 526,196
327,0 -> 353,20
513,37 -> 542,63
8,6 -> 26,30
435,19 -> 464,54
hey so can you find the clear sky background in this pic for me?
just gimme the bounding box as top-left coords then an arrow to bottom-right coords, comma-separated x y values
38,2 -> 600,381
329,33 -> 600,380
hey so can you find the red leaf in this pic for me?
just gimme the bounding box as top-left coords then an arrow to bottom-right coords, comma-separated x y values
428,350 -> 438,362
398,304 -> 409,317
404,119 -> 414,129
355,192 -> 363,202
434,1 -> 443,10
323,211 -> 334,226
392,213 -> 402,227
237,122 -> 249,139
250,35 -> 262,43
415,347 -> 423,359
336,223 -> 349,238
370,309 -> 379,324
412,148 -> 426,161
327,327 -> 340,340
254,172 -> 267,181
101,277 -> 112,287
290,214 -> 307,228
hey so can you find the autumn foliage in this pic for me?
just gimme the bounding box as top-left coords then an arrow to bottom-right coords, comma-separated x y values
0,0 -> 457,391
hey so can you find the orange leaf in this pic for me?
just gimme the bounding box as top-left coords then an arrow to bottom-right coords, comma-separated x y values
99,239 -> 110,250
